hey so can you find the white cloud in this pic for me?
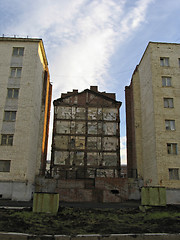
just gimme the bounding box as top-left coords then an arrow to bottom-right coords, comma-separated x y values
2,0 -> 154,96
119,0 -> 155,40
1,0 -> 154,160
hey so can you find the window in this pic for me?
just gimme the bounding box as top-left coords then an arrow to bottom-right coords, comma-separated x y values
169,168 -> 179,180
179,58 -> 180,67
165,120 -> 175,130
164,98 -> 174,108
167,143 -> 178,155
1,135 -> 13,146
12,47 -> 24,56
160,57 -> 169,66
0,160 -> 11,172
10,67 -> 22,78
162,77 -> 171,87
7,88 -> 19,99
4,111 -> 16,121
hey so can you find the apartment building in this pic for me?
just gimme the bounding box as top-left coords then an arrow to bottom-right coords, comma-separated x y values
51,86 -> 122,179
0,37 -> 52,201
125,42 -> 180,203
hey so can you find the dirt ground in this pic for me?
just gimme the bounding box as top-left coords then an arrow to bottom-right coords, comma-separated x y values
0,204 -> 179,235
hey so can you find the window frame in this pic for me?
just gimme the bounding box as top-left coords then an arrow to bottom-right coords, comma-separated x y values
165,120 -> 175,130
162,76 -> 172,87
12,47 -> 24,56
0,160 -> 11,172
160,57 -> 169,67
167,143 -> 178,155
164,98 -> 174,108
1,134 -> 14,146
169,168 -> 179,180
4,111 -> 16,122
10,67 -> 22,78
7,88 -> 19,99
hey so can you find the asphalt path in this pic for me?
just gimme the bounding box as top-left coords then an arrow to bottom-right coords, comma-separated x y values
0,199 -> 140,209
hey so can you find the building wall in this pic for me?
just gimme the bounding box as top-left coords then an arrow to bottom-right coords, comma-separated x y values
35,176 -> 129,203
0,38 -> 51,200
150,43 -> 180,188
51,87 -> 121,179
132,69 -> 144,180
137,45 -> 158,185
126,42 -> 180,193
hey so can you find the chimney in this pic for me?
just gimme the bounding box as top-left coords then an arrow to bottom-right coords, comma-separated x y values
90,86 -> 98,92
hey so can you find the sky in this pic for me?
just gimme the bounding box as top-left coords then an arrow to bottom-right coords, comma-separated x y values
0,0 -> 180,164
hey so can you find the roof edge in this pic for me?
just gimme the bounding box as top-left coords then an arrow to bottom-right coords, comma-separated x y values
54,88 -> 122,106
0,36 -> 42,42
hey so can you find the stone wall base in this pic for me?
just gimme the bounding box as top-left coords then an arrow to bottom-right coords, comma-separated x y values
35,177 -> 130,203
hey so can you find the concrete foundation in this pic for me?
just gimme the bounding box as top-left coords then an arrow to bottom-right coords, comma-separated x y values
166,189 -> 180,205
35,176 -> 131,203
0,181 -> 34,201
128,178 -> 141,200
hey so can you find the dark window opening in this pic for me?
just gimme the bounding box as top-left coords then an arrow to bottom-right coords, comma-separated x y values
111,189 -> 119,194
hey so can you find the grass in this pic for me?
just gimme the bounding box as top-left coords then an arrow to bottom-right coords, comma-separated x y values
0,205 -> 179,235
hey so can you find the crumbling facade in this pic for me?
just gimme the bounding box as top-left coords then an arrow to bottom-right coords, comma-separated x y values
0,37 -> 52,201
125,42 -> 180,204
51,86 -> 122,179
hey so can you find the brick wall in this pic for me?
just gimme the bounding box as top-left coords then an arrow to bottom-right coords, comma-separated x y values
35,176 -> 131,203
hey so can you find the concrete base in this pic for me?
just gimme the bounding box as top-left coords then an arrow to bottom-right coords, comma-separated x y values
128,178 -> 141,200
0,181 -> 34,201
35,177 -> 129,203
166,189 -> 180,205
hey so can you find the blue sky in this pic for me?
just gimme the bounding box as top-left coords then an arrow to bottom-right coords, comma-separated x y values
0,0 -> 180,164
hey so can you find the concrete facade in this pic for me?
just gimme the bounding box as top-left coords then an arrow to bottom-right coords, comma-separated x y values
51,86 -> 121,179
125,42 -> 180,204
0,37 -> 52,201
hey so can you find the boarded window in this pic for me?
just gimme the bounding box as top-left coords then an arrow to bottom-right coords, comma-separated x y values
169,168 -> 179,180
0,160 -> 11,172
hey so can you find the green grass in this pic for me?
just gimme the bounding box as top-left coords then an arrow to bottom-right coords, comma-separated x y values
0,205 -> 179,235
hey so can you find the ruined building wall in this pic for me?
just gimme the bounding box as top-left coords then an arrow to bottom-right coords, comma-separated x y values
51,86 -> 121,179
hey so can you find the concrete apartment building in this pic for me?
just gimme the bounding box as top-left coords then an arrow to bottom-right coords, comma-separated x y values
0,37 -> 52,201
125,42 -> 180,204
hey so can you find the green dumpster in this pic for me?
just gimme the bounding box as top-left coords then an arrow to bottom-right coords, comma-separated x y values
141,187 -> 166,206
33,192 -> 59,214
